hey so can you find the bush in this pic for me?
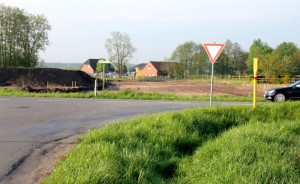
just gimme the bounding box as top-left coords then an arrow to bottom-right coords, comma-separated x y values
270,75 -> 278,84
282,75 -> 291,84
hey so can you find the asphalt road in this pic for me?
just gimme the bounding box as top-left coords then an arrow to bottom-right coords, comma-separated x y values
0,97 -> 251,182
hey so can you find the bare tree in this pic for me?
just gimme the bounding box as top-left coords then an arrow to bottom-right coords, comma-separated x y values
105,32 -> 136,77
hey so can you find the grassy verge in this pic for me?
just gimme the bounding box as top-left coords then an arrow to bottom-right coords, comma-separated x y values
0,88 -> 264,102
43,102 -> 300,183
175,120 -> 300,183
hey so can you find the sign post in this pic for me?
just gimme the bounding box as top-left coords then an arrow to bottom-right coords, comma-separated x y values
94,78 -> 98,96
253,58 -> 258,108
210,62 -> 215,107
98,59 -> 110,95
203,43 -> 225,107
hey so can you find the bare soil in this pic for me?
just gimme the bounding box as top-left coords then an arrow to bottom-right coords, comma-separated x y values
0,68 -> 97,92
0,68 -> 265,96
110,80 -> 265,97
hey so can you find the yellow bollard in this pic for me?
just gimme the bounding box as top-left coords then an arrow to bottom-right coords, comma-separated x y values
253,58 -> 258,108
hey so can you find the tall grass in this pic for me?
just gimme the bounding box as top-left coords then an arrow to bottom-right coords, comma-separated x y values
43,102 -> 300,184
0,88 -> 263,102
174,120 -> 300,183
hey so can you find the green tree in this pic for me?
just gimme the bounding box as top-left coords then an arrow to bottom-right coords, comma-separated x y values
96,63 -> 108,73
19,14 -> 51,67
274,42 -> 299,75
260,53 -> 294,81
293,49 -> 300,75
215,40 -> 248,76
171,42 -> 196,78
0,4 -> 50,67
247,39 -> 272,73
105,32 -> 136,77
0,5 -> 25,67
258,42 -> 299,81
115,64 -> 127,75
96,58 -> 108,73
162,58 -> 184,78
192,44 -> 209,76
274,42 -> 298,58
170,41 -> 203,78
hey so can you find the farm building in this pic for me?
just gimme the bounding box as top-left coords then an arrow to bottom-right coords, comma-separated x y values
134,63 -> 146,77
80,59 -> 99,75
80,59 -> 115,76
141,61 -> 168,77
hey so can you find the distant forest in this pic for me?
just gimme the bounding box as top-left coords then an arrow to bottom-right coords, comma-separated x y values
44,63 -> 82,70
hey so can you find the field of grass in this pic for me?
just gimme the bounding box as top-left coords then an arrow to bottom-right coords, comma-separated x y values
43,102 -> 300,184
0,88 -> 264,102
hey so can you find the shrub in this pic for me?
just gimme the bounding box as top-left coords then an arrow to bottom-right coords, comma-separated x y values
282,75 -> 291,84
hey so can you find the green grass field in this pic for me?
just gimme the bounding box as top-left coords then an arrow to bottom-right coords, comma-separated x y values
43,102 -> 300,184
0,88 -> 264,102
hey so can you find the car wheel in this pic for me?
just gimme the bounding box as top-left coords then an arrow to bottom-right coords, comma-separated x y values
274,93 -> 286,102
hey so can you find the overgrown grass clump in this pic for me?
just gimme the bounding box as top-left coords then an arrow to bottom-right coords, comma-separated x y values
43,102 -> 300,184
0,88 -> 263,102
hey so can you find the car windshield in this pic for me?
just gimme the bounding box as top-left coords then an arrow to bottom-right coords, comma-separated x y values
289,80 -> 300,87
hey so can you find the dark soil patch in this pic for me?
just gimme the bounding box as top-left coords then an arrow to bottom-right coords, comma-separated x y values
0,68 -> 102,92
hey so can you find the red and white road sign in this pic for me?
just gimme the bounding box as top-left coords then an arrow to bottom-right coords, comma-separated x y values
203,43 -> 225,63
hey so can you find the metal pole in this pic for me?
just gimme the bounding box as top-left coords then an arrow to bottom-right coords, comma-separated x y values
94,79 -> 98,97
102,64 -> 105,95
210,63 -> 214,107
253,58 -> 258,108
253,75 -> 257,108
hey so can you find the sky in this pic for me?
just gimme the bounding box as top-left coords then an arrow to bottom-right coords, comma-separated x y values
1,0 -> 300,64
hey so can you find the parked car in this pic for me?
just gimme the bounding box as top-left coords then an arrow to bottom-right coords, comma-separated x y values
264,80 -> 300,102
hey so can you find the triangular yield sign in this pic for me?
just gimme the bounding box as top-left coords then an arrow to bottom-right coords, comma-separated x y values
203,43 -> 225,63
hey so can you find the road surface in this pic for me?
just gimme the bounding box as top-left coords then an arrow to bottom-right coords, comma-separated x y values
0,97 -> 251,183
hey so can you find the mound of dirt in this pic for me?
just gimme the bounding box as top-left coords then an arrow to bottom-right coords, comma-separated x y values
0,68 -> 99,91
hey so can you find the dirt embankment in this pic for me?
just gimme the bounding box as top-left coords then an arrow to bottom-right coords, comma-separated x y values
0,68 -> 99,92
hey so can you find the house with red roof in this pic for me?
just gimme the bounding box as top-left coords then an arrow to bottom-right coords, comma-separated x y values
141,61 -> 168,77
80,59 -> 99,75
134,63 -> 147,77
80,59 -> 115,76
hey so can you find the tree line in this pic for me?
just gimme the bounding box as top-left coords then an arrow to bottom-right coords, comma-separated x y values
98,31 -> 300,79
247,39 -> 300,80
0,4 -> 50,68
1,3 -> 299,80
163,39 -> 300,78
